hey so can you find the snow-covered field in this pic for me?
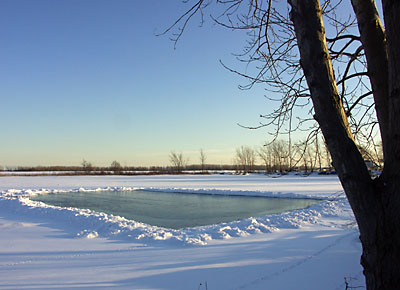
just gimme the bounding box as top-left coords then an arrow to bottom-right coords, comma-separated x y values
0,174 -> 365,289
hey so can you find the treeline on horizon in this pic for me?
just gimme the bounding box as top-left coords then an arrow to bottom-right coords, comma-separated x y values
1,164 -> 246,174
0,163 -> 338,176
1,137 -> 382,175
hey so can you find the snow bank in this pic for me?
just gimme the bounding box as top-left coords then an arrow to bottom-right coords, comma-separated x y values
0,175 -> 363,290
0,185 -> 353,246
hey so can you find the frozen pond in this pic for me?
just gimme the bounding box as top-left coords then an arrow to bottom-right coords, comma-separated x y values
30,190 -> 320,229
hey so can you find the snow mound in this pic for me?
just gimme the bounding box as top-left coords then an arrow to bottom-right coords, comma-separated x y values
0,187 -> 353,245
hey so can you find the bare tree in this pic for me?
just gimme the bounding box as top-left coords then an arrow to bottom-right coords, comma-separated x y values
199,149 -> 207,172
81,159 -> 93,173
258,144 -> 273,172
165,0 -> 400,288
271,140 -> 290,172
235,146 -> 256,174
289,2 -> 399,287
110,160 -> 122,175
169,151 -> 188,173
314,136 -> 322,172
294,139 -> 315,173
322,137 -> 333,171
372,141 -> 384,169
260,140 -> 297,172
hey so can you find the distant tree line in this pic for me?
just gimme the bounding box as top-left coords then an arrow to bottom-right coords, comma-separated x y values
2,139 -> 381,175
234,138 -> 382,174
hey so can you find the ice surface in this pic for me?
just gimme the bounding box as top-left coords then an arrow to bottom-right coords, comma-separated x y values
29,189 -> 321,229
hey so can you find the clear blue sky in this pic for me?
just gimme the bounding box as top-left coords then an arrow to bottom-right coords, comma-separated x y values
1,0 -> 296,167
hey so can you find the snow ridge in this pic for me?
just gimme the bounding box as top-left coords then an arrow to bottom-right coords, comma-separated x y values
0,187 -> 352,245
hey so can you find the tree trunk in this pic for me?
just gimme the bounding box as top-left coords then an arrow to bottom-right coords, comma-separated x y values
381,0 -> 400,175
351,0 -> 400,289
351,0 -> 389,158
288,0 -> 400,289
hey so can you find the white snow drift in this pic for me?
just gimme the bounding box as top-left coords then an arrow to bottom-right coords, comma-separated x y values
0,174 -> 364,290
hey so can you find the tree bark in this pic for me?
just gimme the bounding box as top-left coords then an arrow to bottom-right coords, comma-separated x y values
288,0 -> 400,289
382,0 -> 400,174
351,0 -> 389,158
354,0 -> 400,288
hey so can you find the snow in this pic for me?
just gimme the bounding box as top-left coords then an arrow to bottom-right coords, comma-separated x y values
0,174 -> 365,289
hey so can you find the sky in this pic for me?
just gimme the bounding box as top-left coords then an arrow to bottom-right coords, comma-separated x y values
0,0 -> 309,168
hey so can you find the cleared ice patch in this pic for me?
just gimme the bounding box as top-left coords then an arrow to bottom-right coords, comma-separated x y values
0,187 -> 352,245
